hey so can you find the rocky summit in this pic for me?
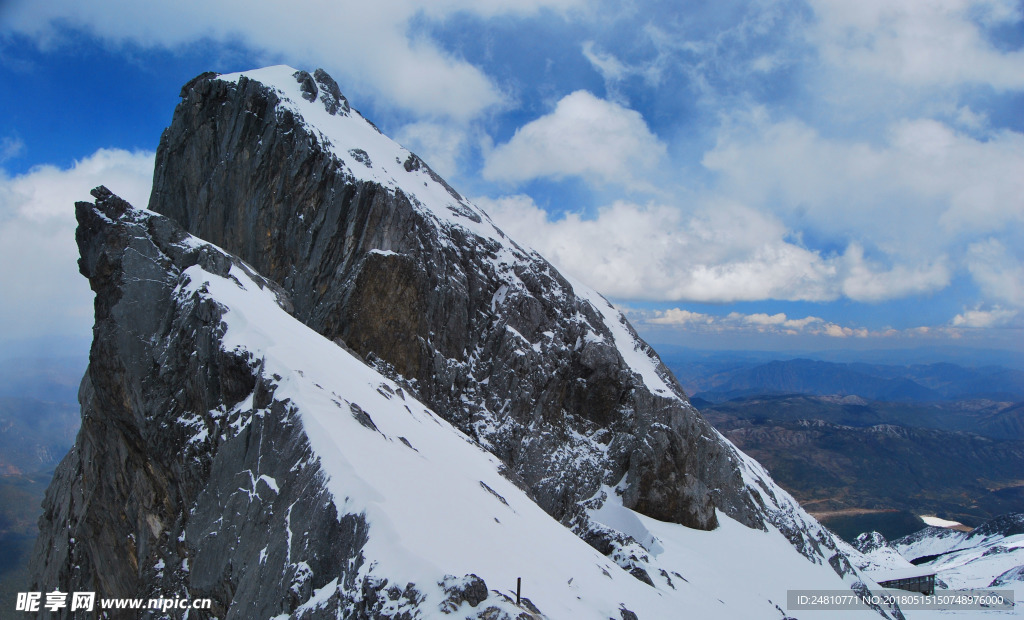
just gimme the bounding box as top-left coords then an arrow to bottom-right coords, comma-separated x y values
29,67 -> 899,618
148,66 -> 844,552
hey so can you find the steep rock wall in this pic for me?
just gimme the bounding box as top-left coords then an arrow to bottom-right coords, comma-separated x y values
149,69 -> 752,535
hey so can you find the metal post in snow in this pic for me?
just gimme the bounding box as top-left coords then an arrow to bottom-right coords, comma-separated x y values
516,577 -> 521,606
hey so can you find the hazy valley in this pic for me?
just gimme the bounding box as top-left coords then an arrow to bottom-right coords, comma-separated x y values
0,356 -> 83,607
661,353 -> 1024,541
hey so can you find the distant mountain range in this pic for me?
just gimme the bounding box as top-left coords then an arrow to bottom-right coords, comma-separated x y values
674,355 -> 1024,539
665,356 -> 1024,403
706,410 -> 1024,527
655,345 -> 1024,374
693,393 -> 1024,441
0,356 -> 83,481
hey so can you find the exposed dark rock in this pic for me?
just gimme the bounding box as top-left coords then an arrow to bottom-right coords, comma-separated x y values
854,531 -> 890,555
439,574 -> 488,612
852,581 -> 905,620
180,71 -> 220,98
349,402 -> 379,432
627,566 -> 654,587
579,517 -> 655,585
29,190 -> 429,618
314,68 -> 350,115
148,67 -> 766,538
293,69 -> 318,102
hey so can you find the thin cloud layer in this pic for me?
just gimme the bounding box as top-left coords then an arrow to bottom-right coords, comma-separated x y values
1,0 -> 582,122
808,0 -> 1024,90
634,306 -> 1020,341
639,308 -> 874,338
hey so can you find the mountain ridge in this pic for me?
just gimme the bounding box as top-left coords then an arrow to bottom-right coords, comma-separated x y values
28,66 -> 899,617
672,357 -> 1024,404
147,65 -> 851,558
28,187 -> 888,618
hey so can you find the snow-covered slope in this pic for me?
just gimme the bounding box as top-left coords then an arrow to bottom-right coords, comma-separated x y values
895,515 -> 1024,592
895,527 -> 974,564
849,521 -> 1024,619
172,201 -> 876,619
148,65 -> 876,582
33,188 -> 893,618
31,65 -> 919,617
854,532 -> 920,575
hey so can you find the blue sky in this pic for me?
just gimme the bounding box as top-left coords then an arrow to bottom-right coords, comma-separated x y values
1,0 -> 1022,355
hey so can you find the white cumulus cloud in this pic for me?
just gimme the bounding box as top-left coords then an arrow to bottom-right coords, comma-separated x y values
951,307 -> 1019,328
476,189 -> 992,307
0,148 -> 155,340
477,194 -> 839,303
704,114 -> 1024,247
965,239 -> 1024,308
703,111 -> 1024,305
482,91 -> 667,188
839,243 -> 951,302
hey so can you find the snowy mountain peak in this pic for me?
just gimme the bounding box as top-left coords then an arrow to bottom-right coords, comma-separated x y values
32,188 -> 894,618
27,66 -> 911,617
148,64 -> 885,566
215,66 -> 499,239
855,531 -> 892,555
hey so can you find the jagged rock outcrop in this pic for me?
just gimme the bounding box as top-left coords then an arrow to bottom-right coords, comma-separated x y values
30,188 -> 561,618
29,67 -> 893,618
970,513 -> 1024,539
854,531 -> 891,555
991,565 -> 1024,586
30,188 -> 889,619
28,189 -> 370,618
147,67 -> 849,568
149,66 -> 730,531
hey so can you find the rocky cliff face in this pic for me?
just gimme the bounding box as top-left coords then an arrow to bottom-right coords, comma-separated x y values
28,66 -> 895,617
147,67 -> 852,569
28,188 -> 893,619
25,190 -> 325,616
150,66 -> 729,532
28,189 -> 392,618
